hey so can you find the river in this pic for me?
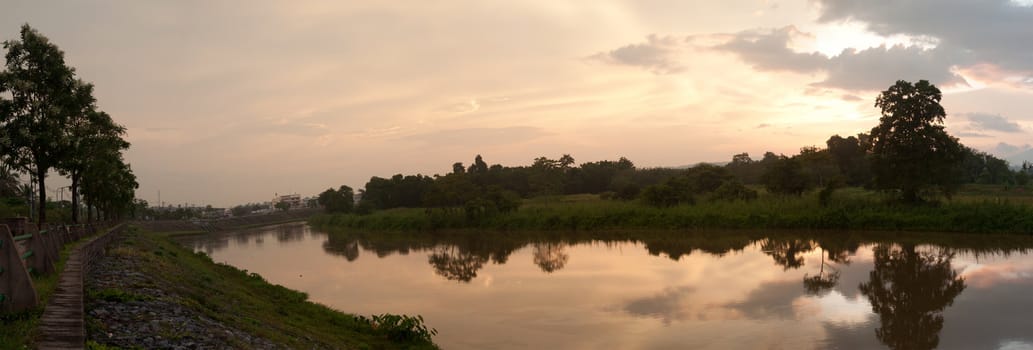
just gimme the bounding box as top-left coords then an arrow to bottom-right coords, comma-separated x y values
177,222 -> 1033,350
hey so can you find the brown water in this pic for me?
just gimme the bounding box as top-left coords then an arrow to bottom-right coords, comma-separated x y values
178,223 -> 1033,350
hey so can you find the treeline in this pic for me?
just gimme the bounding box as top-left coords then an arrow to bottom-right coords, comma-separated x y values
315,80 -> 1032,218
725,136 -> 1028,191
0,25 -> 137,224
316,142 -> 1028,216
317,154 -> 667,216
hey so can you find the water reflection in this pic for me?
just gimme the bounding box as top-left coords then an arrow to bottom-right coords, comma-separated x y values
180,225 -> 1033,350
803,245 -> 847,296
532,243 -> 568,273
859,244 -> 966,350
428,246 -> 490,282
762,238 -> 816,270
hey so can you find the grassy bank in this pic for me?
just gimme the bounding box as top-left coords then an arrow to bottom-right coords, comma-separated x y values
83,226 -> 437,349
311,187 -> 1033,234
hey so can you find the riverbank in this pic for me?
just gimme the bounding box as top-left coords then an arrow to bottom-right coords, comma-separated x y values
84,226 -> 438,349
134,208 -> 320,236
311,188 -> 1033,234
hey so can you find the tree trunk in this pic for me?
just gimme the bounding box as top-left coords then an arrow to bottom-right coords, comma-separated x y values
35,167 -> 46,226
71,173 -> 79,223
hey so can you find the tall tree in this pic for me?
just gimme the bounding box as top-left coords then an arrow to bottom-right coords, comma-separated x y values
57,81 -> 128,223
870,80 -> 963,202
0,24 -> 79,224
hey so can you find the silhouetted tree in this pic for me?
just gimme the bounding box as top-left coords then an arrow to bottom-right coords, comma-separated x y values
318,185 -> 354,213
827,134 -> 871,186
0,25 -> 79,224
762,156 -> 809,195
870,80 -> 963,202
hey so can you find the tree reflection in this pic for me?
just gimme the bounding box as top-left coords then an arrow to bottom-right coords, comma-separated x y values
275,224 -> 305,242
761,238 -> 815,270
323,239 -> 360,262
428,246 -> 489,282
859,244 -> 966,350
532,242 -> 569,273
802,246 -> 840,296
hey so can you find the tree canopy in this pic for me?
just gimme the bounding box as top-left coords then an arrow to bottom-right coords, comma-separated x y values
870,80 -> 963,202
0,24 -> 135,223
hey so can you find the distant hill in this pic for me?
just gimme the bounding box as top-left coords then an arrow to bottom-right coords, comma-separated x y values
671,161 -> 728,169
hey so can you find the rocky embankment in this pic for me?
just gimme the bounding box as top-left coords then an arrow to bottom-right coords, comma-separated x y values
82,226 -> 434,349
85,235 -> 280,349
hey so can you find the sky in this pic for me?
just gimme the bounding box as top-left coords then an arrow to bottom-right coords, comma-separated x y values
3,0 -> 1032,207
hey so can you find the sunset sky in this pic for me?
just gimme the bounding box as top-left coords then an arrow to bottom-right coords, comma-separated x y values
3,1 -> 1032,206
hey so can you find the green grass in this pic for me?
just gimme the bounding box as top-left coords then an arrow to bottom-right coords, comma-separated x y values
311,186 -> 1033,234
84,226 -> 438,349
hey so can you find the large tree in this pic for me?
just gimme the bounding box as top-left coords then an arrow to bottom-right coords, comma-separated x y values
0,24 -> 79,224
870,80 -> 963,202
58,80 -> 128,223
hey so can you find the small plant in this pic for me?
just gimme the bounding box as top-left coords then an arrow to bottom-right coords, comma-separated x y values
357,313 -> 437,343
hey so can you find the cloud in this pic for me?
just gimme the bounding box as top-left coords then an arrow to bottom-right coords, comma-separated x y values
964,112 -> 1023,132
993,142 -> 1031,156
600,25 -> 970,91
841,94 -> 863,102
589,35 -> 685,74
716,26 -> 827,73
817,45 -> 966,90
724,279 -> 803,320
816,0 -> 1033,86
717,26 -> 967,91
955,131 -> 990,138
623,286 -> 696,324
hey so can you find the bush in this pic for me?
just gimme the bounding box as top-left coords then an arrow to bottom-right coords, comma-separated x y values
709,180 -> 758,201
640,184 -> 691,207
358,314 -> 437,343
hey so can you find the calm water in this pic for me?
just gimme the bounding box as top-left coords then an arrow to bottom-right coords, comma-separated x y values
178,223 -> 1033,350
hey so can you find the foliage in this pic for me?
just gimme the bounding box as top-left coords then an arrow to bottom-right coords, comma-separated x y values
709,180 -> 758,201
318,185 -> 354,213
357,314 -> 437,343
870,80 -> 963,202
826,134 -> 872,186
311,188 -> 1033,234
762,156 -> 810,195
0,24 -> 136,224
0,24 -> 79,224
274,201 -> 290,212
361,174 -> 434,210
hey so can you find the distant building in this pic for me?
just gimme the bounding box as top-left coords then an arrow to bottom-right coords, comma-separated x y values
271,193 -> 303,210
201,207 -> 229,219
